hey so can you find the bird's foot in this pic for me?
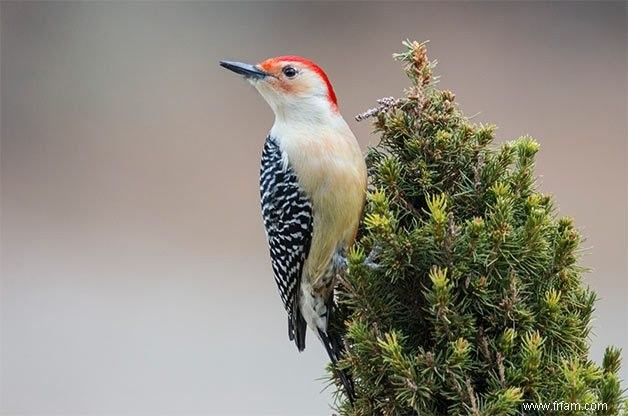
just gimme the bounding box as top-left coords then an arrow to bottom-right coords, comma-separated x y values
364,244 -> 382,270
336,245 -> 382,272
335,252 -> 349,272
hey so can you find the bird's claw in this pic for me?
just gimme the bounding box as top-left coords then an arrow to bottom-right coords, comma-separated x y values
336,245 -> 382,272
364,244 -> 382,270
336,254 -> 349,270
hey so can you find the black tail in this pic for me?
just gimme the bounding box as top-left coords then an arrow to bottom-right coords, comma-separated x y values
288,308 -> 307,352
318,328 -> 355,404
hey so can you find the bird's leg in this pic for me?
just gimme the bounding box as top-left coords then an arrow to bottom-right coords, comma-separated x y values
364,244 -> 382,270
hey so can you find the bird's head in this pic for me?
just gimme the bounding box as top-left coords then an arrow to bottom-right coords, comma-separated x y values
220,56 -> 339,121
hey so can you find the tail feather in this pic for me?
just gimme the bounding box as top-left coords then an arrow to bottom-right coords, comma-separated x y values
318,328 -> 355,404
288,309 -> 307,352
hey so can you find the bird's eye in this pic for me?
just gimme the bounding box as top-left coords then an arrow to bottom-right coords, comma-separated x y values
282,66 -> 298,78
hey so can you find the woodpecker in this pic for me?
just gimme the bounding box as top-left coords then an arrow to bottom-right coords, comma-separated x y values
220,56 -> 366,401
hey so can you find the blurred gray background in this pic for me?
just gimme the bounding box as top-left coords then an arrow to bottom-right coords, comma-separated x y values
1,2 -> 626,415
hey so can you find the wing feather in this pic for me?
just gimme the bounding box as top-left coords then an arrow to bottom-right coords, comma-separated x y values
260,136 -> 313,351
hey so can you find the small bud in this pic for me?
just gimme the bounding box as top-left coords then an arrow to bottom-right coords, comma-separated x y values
426,193 -> 448,225
558,216 -> 575,230
442,90 -> 455,102
364,213 -> 392,234
502,387 -> 523,403
435,130 -> 452,145
449,338 -> 471,364
475,124 -> 496,146
490,181 -> 511,198
544,289 -> 562,312
526,193 -> 542,208
498,328 -> 517,353
467,217 -> 485,237
516,136 -> 540,159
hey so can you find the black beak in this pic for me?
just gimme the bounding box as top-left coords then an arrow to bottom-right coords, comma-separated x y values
219,60 -> 269,80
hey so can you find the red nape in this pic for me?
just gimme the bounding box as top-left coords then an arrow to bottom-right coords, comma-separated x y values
263,55 -> 338,110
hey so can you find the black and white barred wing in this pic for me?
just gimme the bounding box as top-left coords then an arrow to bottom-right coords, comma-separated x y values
259,136 -> 313,351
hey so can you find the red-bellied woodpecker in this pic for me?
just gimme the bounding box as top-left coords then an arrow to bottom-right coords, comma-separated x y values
220,56 -> 366,402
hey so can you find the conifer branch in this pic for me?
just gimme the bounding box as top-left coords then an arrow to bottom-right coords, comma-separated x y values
328,40 -> 626,415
